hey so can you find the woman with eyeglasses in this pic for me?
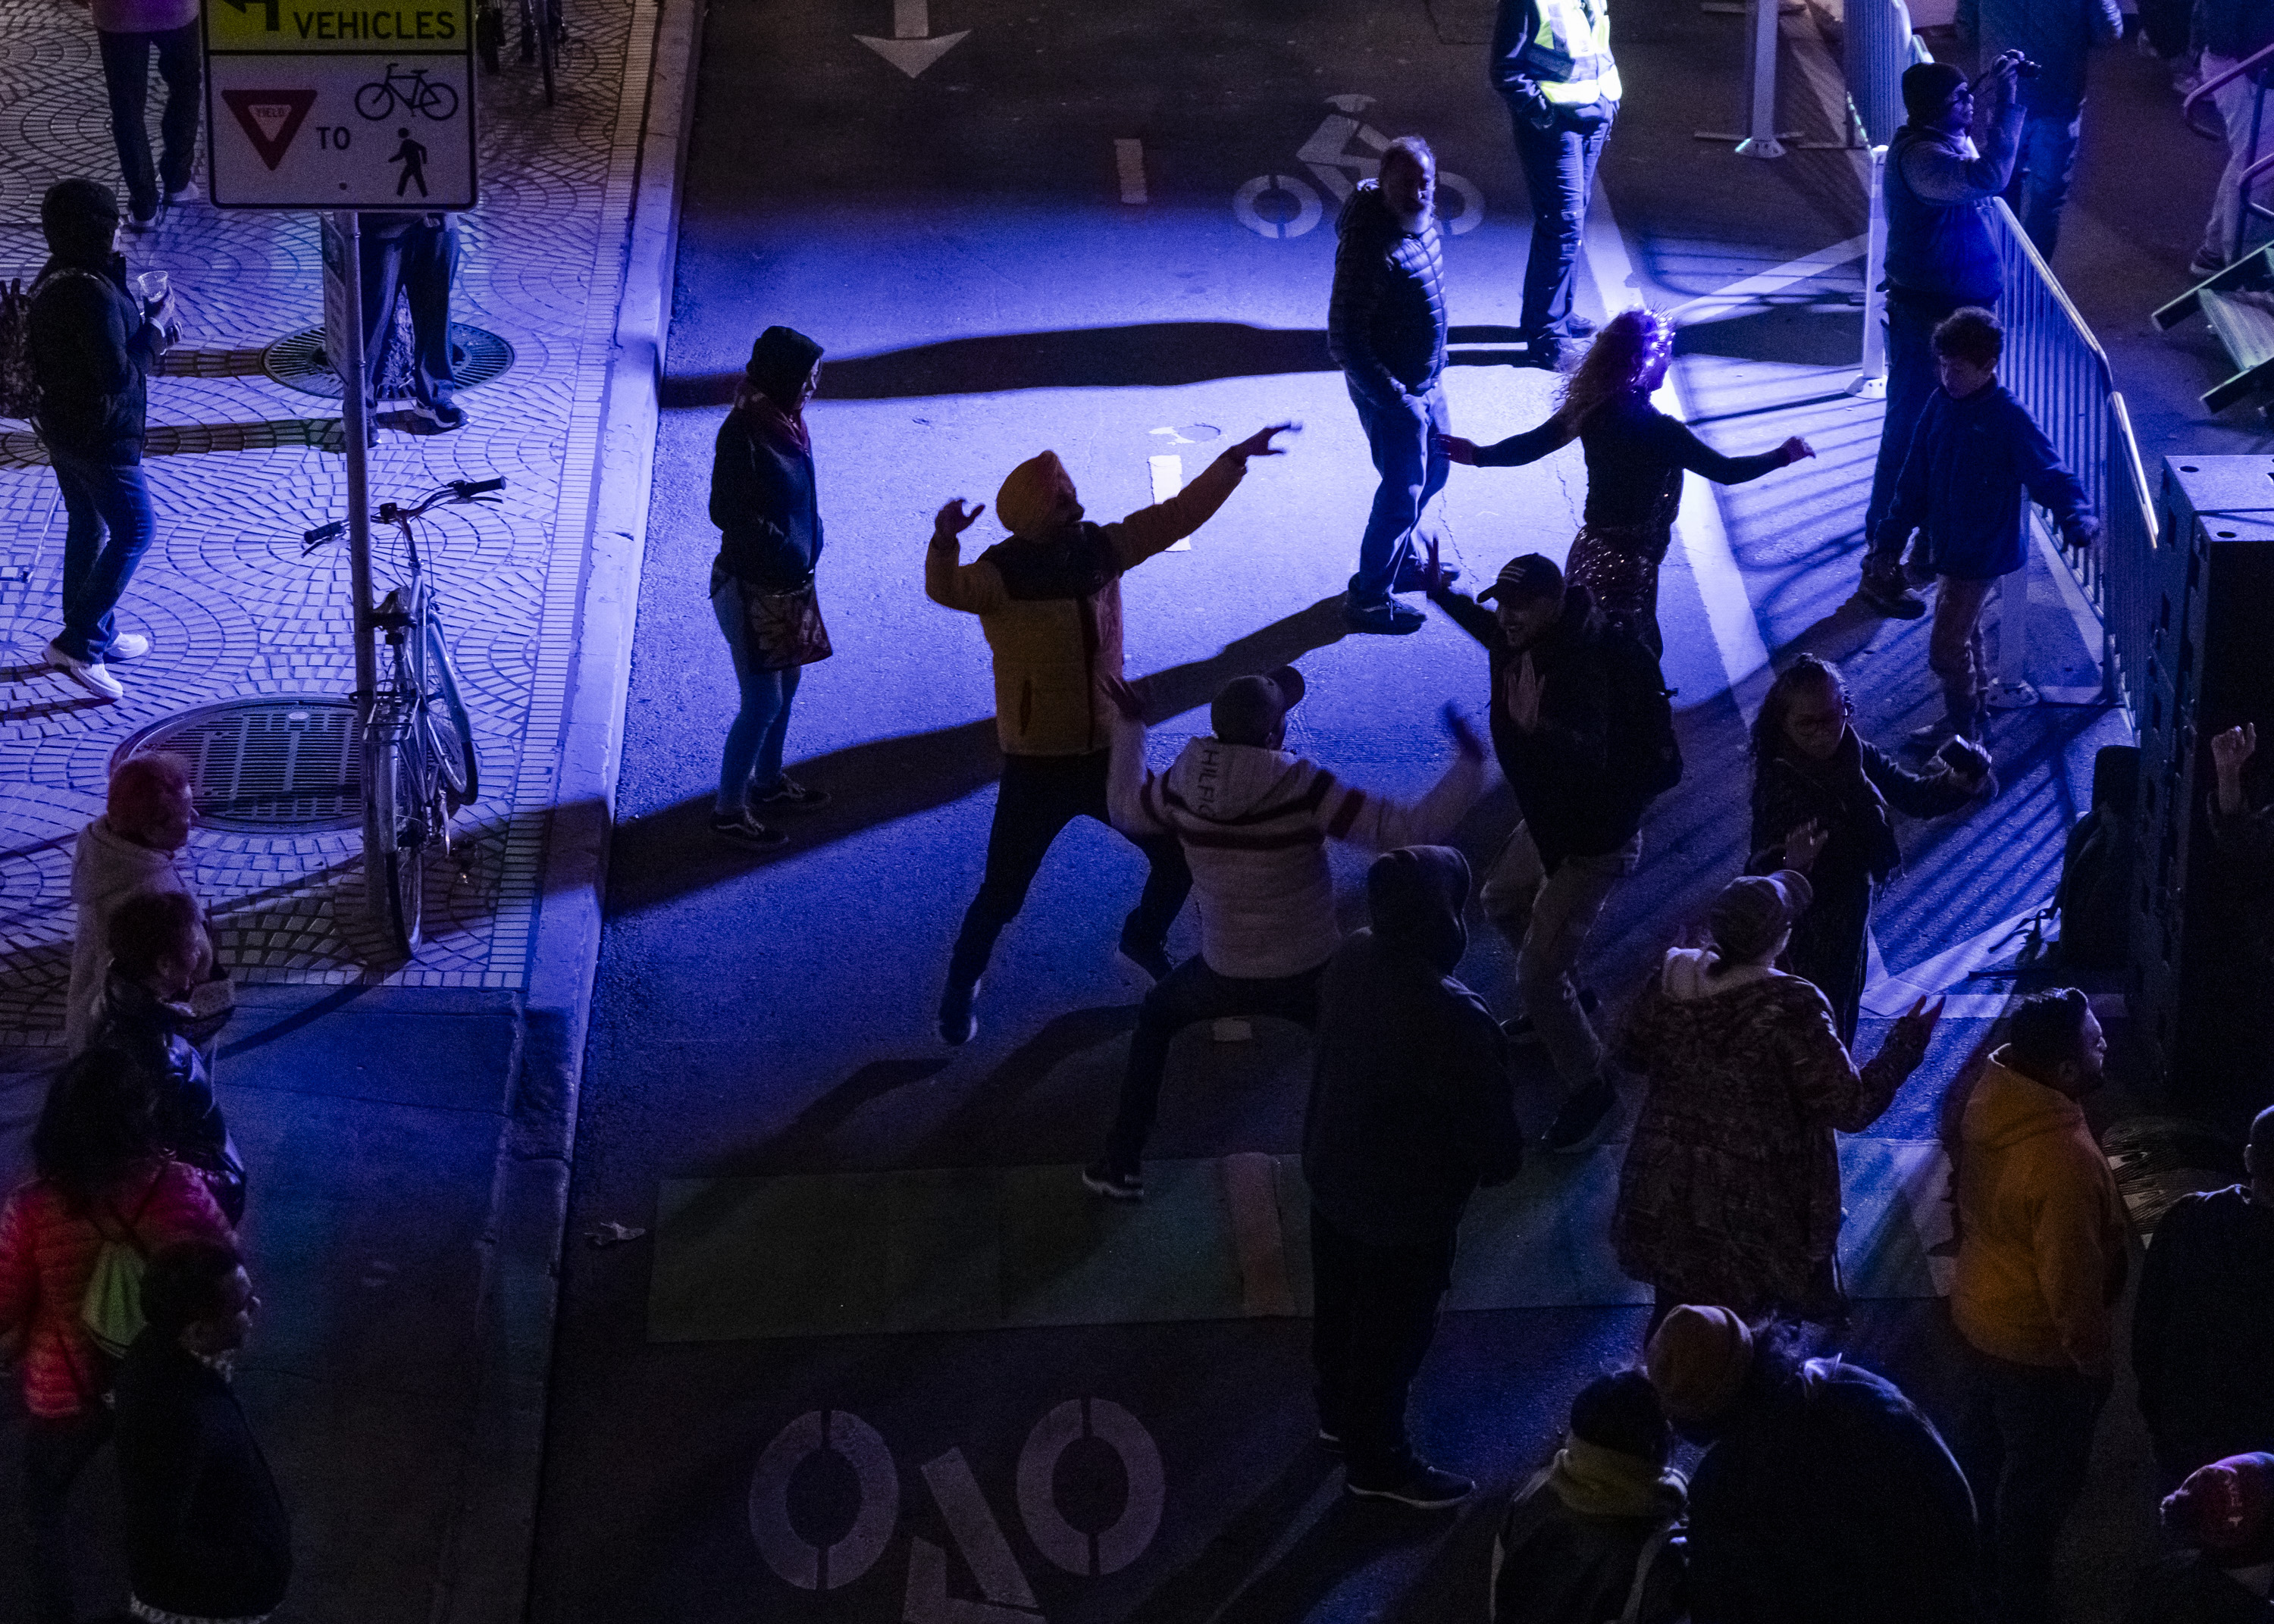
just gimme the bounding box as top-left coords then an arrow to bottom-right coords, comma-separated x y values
1749,656 -> 1993,1043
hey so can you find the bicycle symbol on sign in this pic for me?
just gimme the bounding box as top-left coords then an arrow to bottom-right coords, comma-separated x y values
1236,95 -> 1484,240
356,63 -> 459,121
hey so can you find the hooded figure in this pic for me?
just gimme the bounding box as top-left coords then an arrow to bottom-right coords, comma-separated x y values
2130,1453 -> 2274,1624
1302,846 -> 1523,1507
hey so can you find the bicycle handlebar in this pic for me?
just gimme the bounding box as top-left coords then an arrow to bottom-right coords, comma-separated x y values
301,476 -> 507,550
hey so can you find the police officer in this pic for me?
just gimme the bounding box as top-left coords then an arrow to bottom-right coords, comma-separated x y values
1490,0 -> 1621,371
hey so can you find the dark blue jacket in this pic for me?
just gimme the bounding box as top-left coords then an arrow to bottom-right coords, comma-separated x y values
29,252 -> 161,464
1883,125 -> 2009,306
1879,382 -> 2092,578
2131,1186 -> 2274,1478
709,405 -> 822,590
1326,183 -> 1447,402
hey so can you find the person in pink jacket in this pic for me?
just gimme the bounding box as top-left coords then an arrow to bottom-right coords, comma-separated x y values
0,1048 -> 232,1624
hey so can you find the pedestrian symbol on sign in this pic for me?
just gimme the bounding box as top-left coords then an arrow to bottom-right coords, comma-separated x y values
390,130 -> 429,196
221,88 -> 315,171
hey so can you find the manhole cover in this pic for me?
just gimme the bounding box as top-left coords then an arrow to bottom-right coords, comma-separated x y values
114,699 -> 362,833
263,321 -> 514,401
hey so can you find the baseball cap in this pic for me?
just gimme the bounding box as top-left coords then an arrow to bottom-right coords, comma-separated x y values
1212,665 -> 1308,744
1708,871 -> 1812,962
1476,553 -> 1564,605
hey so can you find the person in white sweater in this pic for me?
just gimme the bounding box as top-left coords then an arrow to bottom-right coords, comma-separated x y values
1082,668 -> 1489,1199
66,754 -> 202,1052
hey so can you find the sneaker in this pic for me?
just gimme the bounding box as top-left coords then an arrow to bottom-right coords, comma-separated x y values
1905,718 -> 1958,752
1856,576 -> 1928,618
1117,933 -> 1173,982
2190,249 -> 2229,280
103,632 -> 151,662
163,180 -> 200,207
45,640 -> 125,699
1342,596 -> 1426,635
1541,1077 -> 1619,1155
1392,559 -> 1458,593
127,206 -> 157,233
412,399 -> 468,431
1346,1463 -> 1475,1510
1502,987 -> 1600,1047
709,810 -> 787,849
938,978 -> 979,1046
752,776 -> 830,811
1081,1160 -> 1144,1201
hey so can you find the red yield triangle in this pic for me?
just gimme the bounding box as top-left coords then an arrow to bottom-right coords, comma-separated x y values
221,89 -> 316,171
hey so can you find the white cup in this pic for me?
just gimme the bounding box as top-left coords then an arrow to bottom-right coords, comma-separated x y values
135,270 -> 169,305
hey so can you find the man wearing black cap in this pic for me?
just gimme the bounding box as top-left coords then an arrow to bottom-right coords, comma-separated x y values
28,178 -> 174,702
1857,52 -> 2028,618
1430,552 -> 1679,1154
1085,670 -> 1488,1198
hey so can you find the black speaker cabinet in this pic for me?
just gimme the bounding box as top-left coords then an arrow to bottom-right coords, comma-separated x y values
2127,456 -> 2274,1133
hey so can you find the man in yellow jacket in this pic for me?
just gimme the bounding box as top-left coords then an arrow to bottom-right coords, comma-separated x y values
1949,987 -> 2128,1624
926,423 -> 1295,1045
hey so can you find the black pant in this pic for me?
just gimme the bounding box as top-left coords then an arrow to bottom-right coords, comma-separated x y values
1311,1208 -> 1457,1486
1505,102 -> 1611,340
360,217 -> 461,409
1954,1342 -> 2111,1624
25,1407 -> 113,1624
946,748 -> 1190,990
99,23 -> 200,219
1101,956 -> 1323,1172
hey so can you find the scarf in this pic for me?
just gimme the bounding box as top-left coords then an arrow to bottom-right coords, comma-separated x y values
1543,1433 -> 1687,1521
748,396 -> 810,455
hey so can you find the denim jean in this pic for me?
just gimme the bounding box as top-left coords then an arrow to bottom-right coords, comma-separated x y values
360,217 -> 460,410
1863,293 -> 1969,552
1954,1344 -> 2110,1624
945,749 -> 1191,990
2012,111 -> 2084,261
99,21 -> 200,219
711,576 -> 803,813
1311,1209 -> 1457,1485
2202,55 -> 2270,264
51,447 -> 158,663
1345,381 -> 1449,606
26,1407 -> 114,1624
1505,102 -> 1611,340
1480,821 -> 1640,1097
1101,956 -> 1323,1172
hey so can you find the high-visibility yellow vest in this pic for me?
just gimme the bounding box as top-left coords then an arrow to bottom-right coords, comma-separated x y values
1525,0 -> 1622,105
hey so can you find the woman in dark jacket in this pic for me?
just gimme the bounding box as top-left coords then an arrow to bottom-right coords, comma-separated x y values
708,324 -> 830,849
1440,308 -> 1810,656
1748,656 -> 1990,1044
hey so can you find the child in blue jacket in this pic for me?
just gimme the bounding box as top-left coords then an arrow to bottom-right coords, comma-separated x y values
1874,307 -> 2099,743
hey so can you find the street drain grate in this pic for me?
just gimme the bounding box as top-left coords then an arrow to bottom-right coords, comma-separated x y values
114,699 -> 363,834
263,321 -> 514,401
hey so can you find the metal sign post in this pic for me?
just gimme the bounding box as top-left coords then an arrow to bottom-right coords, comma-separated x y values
321,212 -> 377,712
1734,0 -> 1787,158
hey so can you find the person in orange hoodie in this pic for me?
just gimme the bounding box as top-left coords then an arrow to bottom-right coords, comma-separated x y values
1949,987 -> 2128,1624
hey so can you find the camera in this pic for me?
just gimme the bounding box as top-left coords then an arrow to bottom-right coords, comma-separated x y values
1936,735 -> 1993,781
2011,55 -> 2041,77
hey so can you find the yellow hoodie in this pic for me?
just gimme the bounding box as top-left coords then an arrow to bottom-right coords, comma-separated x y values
1951,1053 -> 2129,1373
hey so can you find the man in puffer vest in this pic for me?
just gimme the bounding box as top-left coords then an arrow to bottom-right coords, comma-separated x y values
1081,668 -> 1489,1199
926,424 -> 1293,1046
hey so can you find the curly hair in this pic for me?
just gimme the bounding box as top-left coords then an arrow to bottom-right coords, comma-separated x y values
1557,307 -> 1676,430
1749,654 -> 1849,764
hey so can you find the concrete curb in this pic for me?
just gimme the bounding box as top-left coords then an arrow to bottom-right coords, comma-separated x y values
432,0 -> 701,1616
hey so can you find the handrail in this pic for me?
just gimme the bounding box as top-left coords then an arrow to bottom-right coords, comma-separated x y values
2241,142 -> 2274,188
2182,36 -> 2274,139
2111,393 -> 2157,551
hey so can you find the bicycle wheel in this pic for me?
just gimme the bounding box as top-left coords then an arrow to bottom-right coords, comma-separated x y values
362,712 -> 427,956
417,79 -> 459,120
355,81 -> 395,120
424,610 -> 479,807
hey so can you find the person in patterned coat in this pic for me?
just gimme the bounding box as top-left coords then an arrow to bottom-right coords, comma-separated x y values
1612,869 -> 1943,1322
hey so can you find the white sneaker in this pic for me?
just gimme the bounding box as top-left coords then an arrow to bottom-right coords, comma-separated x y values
105,632 -> 151,662
164,180 -> 200,206
45,641 -> 124,699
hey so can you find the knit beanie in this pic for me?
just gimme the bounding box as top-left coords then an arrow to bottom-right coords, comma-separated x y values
2162,1454 -> 2274,1560
1901,61 -> 1968,121
40,178 -> 120,261
1646,1305 -> 1754,1423
744,325 -> 824,411
995,450 -> 1076,537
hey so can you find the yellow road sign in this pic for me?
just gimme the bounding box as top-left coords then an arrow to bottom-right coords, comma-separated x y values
205,0 -> 472,54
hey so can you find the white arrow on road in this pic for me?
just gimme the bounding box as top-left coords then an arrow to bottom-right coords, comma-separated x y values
857,0 -> 969,78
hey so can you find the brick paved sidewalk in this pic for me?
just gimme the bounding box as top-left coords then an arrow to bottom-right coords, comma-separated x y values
0,0 -> 650,1034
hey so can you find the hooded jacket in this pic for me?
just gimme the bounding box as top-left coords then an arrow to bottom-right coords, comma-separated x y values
1490,1440 -> 1687,1624
1950,1052 -> 2129,1372
1878,381 -> 2094,580
91,974 -> 231,1177
2131,1185 -> 2274,1475
709,401 -> 821,590
1304,847 -> 1523,1247
1612,946 -> 1919,1313
1108,719 -> 1486,978
927,456 -> 1245,756
66,814 -> 202,1053
1434,583 -> 1666,870
30,205 -> 162,465
1326,182 -> 1447,403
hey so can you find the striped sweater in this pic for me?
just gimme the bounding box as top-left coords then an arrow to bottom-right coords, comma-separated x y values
1109,718 -> 1486,979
